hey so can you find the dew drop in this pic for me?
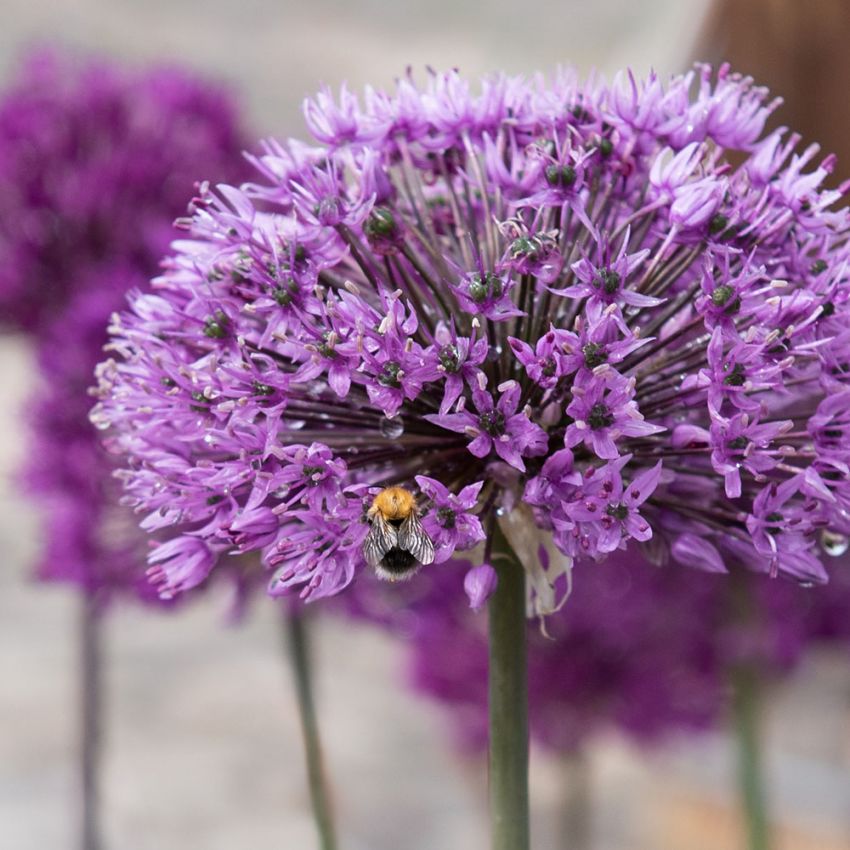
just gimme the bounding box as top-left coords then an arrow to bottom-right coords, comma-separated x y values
380,415 -> 405,439
820,529 -> 849,557
495,506 -> 506,517
89,405 -> 111,430
798,582 -> 815,589
487,345 -> 501,363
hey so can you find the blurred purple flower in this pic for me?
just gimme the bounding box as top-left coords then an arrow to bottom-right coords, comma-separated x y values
0,49 -> 248,600
343,549 -> 824,754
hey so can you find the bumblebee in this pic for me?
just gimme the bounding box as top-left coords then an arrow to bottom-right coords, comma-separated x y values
364,486 -> 435,580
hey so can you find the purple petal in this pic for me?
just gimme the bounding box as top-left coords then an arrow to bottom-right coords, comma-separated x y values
463,563 -> 498,611
672,533 -> 727,573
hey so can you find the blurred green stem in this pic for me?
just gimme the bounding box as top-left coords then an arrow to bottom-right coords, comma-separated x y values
284,610 -> 338,850
80,593 -> 102,850
488,522 -> 530,850
731,664 -> 770,850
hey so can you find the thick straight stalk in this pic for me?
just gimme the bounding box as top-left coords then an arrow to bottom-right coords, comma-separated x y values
731,665 -> 770,850
80,593 -> 102,850
488,522 -> 530,850
284,611 -> 338,850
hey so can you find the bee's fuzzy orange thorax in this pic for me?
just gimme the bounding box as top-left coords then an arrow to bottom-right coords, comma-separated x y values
370,486 -> 417,521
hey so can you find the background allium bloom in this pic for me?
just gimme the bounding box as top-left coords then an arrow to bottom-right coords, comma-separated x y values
94,64 -> 850,604
342,550 -> 823,754
0,50 -> 247,598
342,549 -> 850,755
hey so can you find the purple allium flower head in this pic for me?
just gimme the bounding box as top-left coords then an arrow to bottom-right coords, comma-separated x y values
0,49 -> 248,599
93,64 -> 850,608
339,547 -> 850,755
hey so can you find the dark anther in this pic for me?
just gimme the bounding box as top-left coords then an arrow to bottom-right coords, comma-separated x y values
437,507 -> 457,528
582,342 -> 608,368
468,272 -> 503,304
438,344 -> 461,373
588,403 -> 614,430
545,164 -> 577,188
708,213 -> 728,235
606,504 -> 629,520
711,284 -> 739,311
364,207 -> 398,240
479,409 -> 506,436
203,311 -> 229,339
765,511 -> 783,534
723,363 -> 746,386
317,332 -> 337,359
378,360 -> 403,388
253,381 -> 275,396
510,236 -> 540,261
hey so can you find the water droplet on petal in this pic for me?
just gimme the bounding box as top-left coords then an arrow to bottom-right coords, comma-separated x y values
821,529 -> 849,557
380,416 -> 405,439
89,405 -> 111,430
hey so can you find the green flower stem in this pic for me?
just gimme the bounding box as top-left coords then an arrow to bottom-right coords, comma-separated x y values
80,594 -> 102,850
284,610 -> 338,850
488,522 -> 530,850
731,664 -> 770,850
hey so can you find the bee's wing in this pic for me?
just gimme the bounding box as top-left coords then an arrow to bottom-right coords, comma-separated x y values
398,512 -> 435,565
363,513 -> 398,566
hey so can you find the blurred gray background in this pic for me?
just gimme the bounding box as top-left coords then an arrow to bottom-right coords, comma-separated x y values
0,0 -> 706,132
2,1 -> 850,849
